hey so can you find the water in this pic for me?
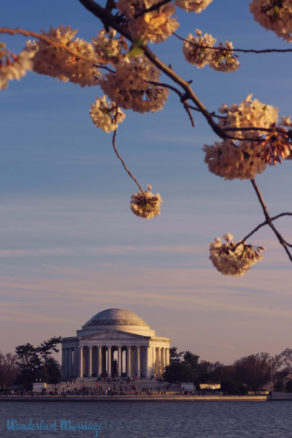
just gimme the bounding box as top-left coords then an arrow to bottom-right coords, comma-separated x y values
1,401 -> 292,438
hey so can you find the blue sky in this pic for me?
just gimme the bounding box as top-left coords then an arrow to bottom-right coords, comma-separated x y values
0,0 -> 292,364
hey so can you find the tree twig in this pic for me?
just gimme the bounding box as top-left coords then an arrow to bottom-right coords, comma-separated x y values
147,80 -> 183,99
147,80 -> 195,126
112,130 -> 144,193
0,27 -> 114,71
135,0 -> 172,18
235,213 -> 292,246
174,32 -> 292,54
250,179 -> 292,260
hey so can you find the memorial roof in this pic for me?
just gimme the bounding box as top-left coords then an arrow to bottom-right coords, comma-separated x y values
82,308 -> 150,329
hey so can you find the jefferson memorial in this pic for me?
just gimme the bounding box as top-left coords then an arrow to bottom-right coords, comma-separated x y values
61,308 -> 170,379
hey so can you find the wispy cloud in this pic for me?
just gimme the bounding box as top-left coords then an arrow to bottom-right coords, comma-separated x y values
0,244 -> 206,258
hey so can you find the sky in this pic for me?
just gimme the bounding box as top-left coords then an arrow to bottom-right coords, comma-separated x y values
0,0 -> 292,365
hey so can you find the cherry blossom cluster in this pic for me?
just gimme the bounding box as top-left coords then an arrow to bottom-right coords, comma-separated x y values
209,41 -> 240,72
259,129 -> 292,164
0,45 -> 33,90
203,139 -> 267,180
91,29 -> 128,65
203,94 -> 291,180
175,0 -> 213,13
218,94 -> 279,136
183,29 -> 216,68
250,0 -> 292,42
89,96 -> 125,133
183,29 -> 240,72
209,233 -> 265,276
116,0 -> 178,43
100,56 -> 169,113
130,185 -> 162,218
25,25 -> 101,87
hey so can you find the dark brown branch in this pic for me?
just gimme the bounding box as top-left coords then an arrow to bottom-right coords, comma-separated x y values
237,213 -> 292,245
148,81 -> 195,126
142,46 -> 226,138
174,32 -> 292,54
183,102 -> 195,127
78,0 -> 132,38
185,103 -> 201,113
112,130 -> 144,193
272,212 -> 292,221
221,126 -> 291,142
224,126 -> 288,135
250,179 -> 292,260
147,80 -> 183,99
135,0 -> 172,18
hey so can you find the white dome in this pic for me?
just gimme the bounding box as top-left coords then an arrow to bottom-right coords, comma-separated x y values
79,308 -> 155,337
83,308 -> 149,328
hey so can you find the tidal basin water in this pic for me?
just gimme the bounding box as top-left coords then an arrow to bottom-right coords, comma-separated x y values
1,401 -> 292,438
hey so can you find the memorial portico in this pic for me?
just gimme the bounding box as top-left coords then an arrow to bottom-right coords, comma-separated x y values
61,308 -> 170,380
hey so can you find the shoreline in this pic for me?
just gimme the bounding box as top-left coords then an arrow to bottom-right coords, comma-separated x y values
0,395 -> 268,402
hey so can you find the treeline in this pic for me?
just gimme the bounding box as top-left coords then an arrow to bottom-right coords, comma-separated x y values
0,337 -> 61,391
163,348 -> 292,394
2,341 -> 292,394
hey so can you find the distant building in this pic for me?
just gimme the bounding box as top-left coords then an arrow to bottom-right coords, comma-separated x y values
62,308 -> 170,379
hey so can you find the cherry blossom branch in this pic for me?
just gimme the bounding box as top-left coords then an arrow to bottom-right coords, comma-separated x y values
147,80 -> 183,98
143,46 -> 226,138
185,103 -> 201,113
174,32 -> 292,54
78,0 -> 132,39
77,1 -> 292,263
78,0 -> 227,139
185,106 -> 286,140
0,27 -> 114,72
148,80 -> 195,126
224,126 -> 289,135
25,0 -> 288,265
0,21 -> 220,136
250,179 -> 292,260
215,126 -> 292,142
112,129 -> 144,193
135,0 -> 172,18
235,213 -> 292,247
183,102 -> 195,127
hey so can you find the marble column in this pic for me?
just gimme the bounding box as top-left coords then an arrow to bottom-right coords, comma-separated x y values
137,347 -> 141,378
126,346 -> 131,378
160,348 -> 163,375
69,348 -> 72,378
89,346 -> 93,377
62,348 -> 65,379
161,348 -> 165,374
80,346 -> 84,378
108,347 -> 111,376
63,349 -> 67,379
153,347 -> 156,375
146,347 -> 150,378
98,347 -> 102,376
158,347 -> 161,377
68,348 -> 71,378
118,347 -> 122,377
66,349 -> 70,378
74,347 -> 78,377
165,348 -> 168,367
